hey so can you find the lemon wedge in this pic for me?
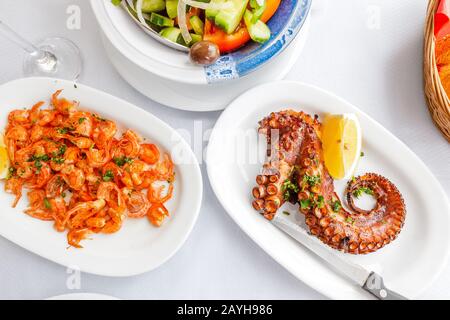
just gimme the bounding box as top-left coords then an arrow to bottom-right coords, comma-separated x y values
321,114 -> 362,180
0,133 -> 10,180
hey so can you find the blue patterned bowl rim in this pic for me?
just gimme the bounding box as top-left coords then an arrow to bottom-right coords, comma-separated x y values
204,0 -> 312,83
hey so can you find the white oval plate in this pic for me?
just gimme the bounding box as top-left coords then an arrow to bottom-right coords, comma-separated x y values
0,77 -> 203,277
207,81 -> 450,299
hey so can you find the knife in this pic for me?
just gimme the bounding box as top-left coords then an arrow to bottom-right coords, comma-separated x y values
272,213 -> 408,300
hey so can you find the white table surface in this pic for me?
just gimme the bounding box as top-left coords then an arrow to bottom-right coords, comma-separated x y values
0,0 -> 448,300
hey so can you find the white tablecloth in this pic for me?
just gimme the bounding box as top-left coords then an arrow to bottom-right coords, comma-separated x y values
0,0 -> 448,299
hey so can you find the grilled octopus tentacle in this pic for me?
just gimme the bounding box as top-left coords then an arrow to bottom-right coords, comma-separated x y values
252,110 -> 407,254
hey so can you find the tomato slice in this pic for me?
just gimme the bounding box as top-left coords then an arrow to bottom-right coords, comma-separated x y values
203,0 -> 281,53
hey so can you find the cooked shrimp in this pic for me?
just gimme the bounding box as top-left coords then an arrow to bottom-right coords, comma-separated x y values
27,162 -> 51,189
125,190 -> 150,218
5,177 -> 23,207
148,181 -> 174,204
139,143 -> 160,164
8,109 -> 30,125
147,203 -> 169,227
86,146 -> 111,168
102,208 -> 124,234
152,153 -> 175,181
51,90 -> 77,115
118,130 -> 141,158
62,165 -> 85,190
50,197 -> 67,232
65,136 -> 94,149
45,174 -> 67,198
125,159 -> 146,186
69,112 -> 93,137
3,91 -> 175,247
30,125 -> 45,142
93,120 -> 116,149
97,182 -> 125,212
63,199 -> 106,227
67,228 -> 91,248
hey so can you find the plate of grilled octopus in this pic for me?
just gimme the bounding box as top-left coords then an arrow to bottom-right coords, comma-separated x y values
207,81 -> 450,299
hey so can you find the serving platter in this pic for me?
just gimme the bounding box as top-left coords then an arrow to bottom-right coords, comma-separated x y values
206,81 -> 450,299
0,77 -> 203,277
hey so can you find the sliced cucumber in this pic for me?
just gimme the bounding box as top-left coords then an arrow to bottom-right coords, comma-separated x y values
214,0 -> 249,34
205,0 -> 225,21
244,9 -> 270,43
159,27 -> 181,43
150,12 -> 174,27
251,4 -> 265,23
249,0 -> 265,8
141,0 -> 166,13
190,15 -> 204,35
177,33 -> 202,47
166,0 -> 178,18
190,33 -> 202,44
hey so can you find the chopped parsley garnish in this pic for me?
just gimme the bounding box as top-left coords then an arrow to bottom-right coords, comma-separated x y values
52,144 -> 67,157
51,157 -> 65,164
360,151 -> 365,157
28,154 -> 50,174
282,178 -> 300,201
61,192 -> 66,198
43,198 -> 52,209
78,117 -> 86,124
282,211 -> 290,216
7,167 -> 16,179
30,154 -> 50,162
300,199 -> 312,210
111,0 -> 122,5
56,127 -> 74,134
302,173 -> 321,187
353,186 -> 374,198
102,170 -> 114,182
113,156 -> 133,167
346,217 -> 355,225
315,195 -> 325,208
331,200 -> 342,212
34,160 -> 43,173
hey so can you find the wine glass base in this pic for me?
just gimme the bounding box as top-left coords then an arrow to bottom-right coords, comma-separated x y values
23,37 -> 83,81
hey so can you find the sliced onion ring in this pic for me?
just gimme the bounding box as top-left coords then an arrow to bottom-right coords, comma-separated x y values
178,0 -> 192,44
135,0 -> 148,26
125,0 -> 135,11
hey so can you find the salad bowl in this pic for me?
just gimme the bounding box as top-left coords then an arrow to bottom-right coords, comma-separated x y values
91,0 -> 312,84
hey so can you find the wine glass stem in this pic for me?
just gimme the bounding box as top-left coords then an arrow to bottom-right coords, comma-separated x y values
0,20 -> 45,58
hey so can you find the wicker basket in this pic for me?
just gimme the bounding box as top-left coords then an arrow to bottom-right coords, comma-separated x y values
424,0 -> 450,142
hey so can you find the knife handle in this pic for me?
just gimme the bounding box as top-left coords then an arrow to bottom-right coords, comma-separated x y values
362,272 -> 408,300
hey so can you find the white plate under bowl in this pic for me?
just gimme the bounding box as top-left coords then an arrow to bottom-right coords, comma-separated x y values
47,293 -> 119,300
206,81 -> 450,299
90,0 -> 310,85
0,77 -> 203,277
100,16 -> 310,112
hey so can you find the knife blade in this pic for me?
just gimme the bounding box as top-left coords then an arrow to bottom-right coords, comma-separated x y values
272,213 -> 408,300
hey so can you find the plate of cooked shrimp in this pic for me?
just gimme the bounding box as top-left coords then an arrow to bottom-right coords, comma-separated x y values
0,77 -> 202,276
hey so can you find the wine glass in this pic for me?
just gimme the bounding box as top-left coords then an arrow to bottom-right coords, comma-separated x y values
0,20 -> 82,81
